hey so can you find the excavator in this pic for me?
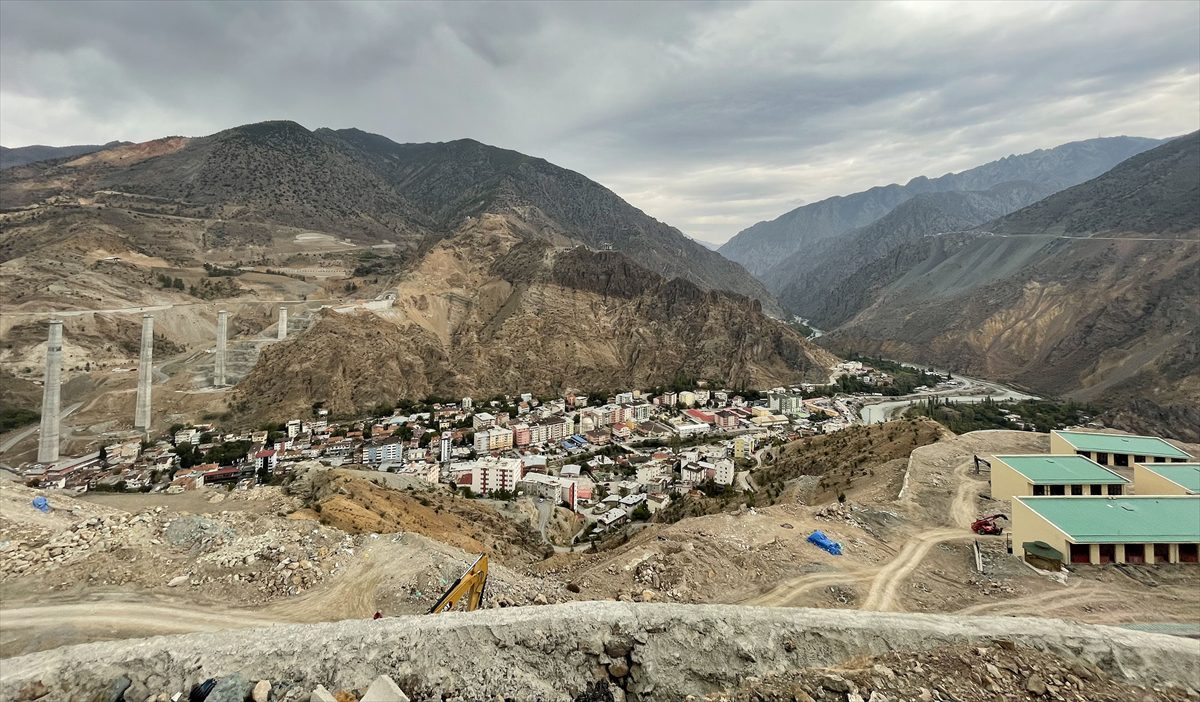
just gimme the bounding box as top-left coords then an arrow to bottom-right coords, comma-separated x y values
971,514 -> 1007,536
428,554 -> 489,614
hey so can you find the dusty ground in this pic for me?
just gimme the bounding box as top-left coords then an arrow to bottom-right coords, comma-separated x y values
2,427 -> 1198,662
0,480 -> 565,657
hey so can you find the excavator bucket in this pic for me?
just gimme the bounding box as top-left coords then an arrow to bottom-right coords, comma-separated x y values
428,554 -> 489,614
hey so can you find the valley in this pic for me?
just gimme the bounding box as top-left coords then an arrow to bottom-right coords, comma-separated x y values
1,123 -> 1197,702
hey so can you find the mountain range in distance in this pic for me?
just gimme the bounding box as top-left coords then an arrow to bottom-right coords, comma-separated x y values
1,123 -> 1196,439
729,132 -> 1199,441
0,141 -> 133,170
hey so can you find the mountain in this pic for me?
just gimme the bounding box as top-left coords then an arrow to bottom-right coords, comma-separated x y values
0,141 -> 131,170
719,136 -> 1165,278
0,121 -> 774,311
770,180 -> 1057,327
0,121 -> 824,426
821,133 -> 1200,440
231,237 -> 835,420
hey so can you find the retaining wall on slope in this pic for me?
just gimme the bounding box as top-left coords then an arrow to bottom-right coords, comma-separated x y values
2,603 -> 1197,701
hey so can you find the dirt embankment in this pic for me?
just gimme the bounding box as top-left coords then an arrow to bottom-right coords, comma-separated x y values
1,603 -> 1195,701
299,470 -> 548,564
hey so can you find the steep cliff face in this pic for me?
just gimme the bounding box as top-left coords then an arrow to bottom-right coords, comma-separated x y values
232,226 -> 834,420
719,136 -> 1163,278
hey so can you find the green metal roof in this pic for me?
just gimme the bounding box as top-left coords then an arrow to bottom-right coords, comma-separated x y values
997,455 -> 1128,484
1140,463 -> 1200,494
1017,496 -> 1200,543
1054,430 -> 1192,459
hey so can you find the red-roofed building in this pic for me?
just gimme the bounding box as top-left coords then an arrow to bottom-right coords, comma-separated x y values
684,409 -> 715,425
253,449 -> 278,475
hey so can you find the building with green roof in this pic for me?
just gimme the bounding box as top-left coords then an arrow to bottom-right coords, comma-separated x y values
1050,430 -> 1193,467
1134,463 -> 1200,496
1012,495 -> 1200,565
991,454 -> 1129,501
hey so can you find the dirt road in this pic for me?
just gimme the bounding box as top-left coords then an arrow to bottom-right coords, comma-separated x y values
750,455 -> 983,612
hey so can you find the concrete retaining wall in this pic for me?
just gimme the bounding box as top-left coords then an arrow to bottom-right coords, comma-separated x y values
2,603 -> 1197,701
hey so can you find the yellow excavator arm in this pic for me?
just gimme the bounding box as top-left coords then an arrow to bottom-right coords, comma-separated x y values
428,554 -> 489,614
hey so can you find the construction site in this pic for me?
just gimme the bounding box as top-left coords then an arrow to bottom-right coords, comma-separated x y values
1,422 -> 1198,700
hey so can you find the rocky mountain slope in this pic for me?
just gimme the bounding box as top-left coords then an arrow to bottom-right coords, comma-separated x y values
822,133 -> 1200,440
719,136 -> 1164,278
0,141 -> 130,170
232,222 -> 834,419
769,181 -> 1057,324
0,121 -> 775,311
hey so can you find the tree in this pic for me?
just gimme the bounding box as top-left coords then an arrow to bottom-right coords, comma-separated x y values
631,504 -> 651,521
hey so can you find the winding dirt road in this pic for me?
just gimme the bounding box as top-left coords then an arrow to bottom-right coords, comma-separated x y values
749,456 -> 982,612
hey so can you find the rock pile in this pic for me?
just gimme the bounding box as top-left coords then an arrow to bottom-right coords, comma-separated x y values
715,642 -> 1195,702
0,506 -> 357,602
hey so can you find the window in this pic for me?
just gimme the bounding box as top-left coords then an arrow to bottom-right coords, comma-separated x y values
1069,543 -> 1091,564
1154,543 -> 1171,563
1095,452 -> 1109,465
1033,485 -> 1046,496
1114,453 -> 1129,467
1090,484 -> 1103,495
1133,456 -> 1145,463
1181,544 -> 1199,563
1049,485 -> 1065,496
1070,485 -> 1083,495
1097,544 -> 1116,564
1124,544 -> 1146,564
1109,485 -> 1123,496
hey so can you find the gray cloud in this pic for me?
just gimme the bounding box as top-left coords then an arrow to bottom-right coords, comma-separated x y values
2,0 -> 1197,244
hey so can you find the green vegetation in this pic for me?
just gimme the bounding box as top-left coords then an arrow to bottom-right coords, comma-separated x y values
0,407 -> 39,432
202,262 -> 243,277
904,397 -> 1096,434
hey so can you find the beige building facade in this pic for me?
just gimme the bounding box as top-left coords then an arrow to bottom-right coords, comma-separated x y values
990,454 -> 1129,502
1011,495 -> 1200,566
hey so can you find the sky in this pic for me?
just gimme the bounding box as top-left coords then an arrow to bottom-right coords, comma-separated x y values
2,1 -> 1198,245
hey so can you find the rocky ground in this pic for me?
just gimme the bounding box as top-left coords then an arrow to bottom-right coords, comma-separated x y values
3,603 -> 1196,701
717,642 -> 1193,702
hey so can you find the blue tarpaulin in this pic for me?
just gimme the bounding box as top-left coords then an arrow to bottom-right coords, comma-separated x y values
31,496 -> 50,513
807,530 -> 842,556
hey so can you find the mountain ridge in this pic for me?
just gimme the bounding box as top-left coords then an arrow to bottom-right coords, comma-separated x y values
719,135 -> 1166,278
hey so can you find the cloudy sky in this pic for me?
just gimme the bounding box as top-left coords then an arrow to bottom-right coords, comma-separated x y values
2,1 -> 1197,245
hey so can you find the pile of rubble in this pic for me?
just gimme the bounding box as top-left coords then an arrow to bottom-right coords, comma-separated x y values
716,642 -> 1194,702
14,673 -> 415,702
0,505 -> 358,602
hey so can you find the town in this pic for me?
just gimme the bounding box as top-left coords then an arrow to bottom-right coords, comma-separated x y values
18,354 -> 1118,543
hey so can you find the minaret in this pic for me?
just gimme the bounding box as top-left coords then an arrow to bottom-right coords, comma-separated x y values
277,306 -> 288,341
37,319 -> 63,464
134,313 -> 153,431
214,310 -> 228,387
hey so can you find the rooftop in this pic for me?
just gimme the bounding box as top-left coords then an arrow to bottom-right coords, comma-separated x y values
1053,430 -> 1192,459
1138,463 -> 1200,494
1016,496 -> 1200,543
995,455 -> 1128,484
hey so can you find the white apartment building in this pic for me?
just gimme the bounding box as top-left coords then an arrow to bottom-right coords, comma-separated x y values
363,441 -> 405,465
473,412 -> 496,430
469,456 -> 524,495
439,431 -> 452,463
